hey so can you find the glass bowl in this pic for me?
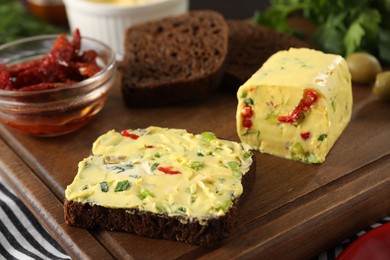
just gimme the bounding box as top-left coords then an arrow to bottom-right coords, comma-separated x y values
0,34 -> 117,136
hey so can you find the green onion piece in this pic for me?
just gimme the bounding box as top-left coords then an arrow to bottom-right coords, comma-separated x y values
137,190 -> 154,200
188,161 -> 205,171
227,161 -> 242,178
114,180 -> 130,192
306,153 -> 320,164
219,199 -> 232,212
177,207 -> 186,213
244,151 -> 252,159
125,164 -> 134,169
196,152 -> 204,157
291,142 -> 305,155
200,131 -> 217,142
227,161 -> 240,171
151,162 -> 160,171
245,97 -> 254,105
100,181 -> 109,192
156,205 -> 165,213
318,134 -> 328,141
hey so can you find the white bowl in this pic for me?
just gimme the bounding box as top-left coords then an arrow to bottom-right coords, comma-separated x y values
63,0 -> 189,58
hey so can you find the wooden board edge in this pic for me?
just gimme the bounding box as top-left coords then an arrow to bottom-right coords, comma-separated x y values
181,154 -> 390,259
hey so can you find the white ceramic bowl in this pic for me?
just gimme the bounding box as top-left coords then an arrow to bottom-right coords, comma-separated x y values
63,0 -> 189,58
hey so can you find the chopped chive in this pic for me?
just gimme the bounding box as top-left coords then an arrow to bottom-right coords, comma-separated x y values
114,180 -> 130,192
177,207 -> 186,213
151,162 -> 160,171
100,181 -> 109,192
244,97 -> 254,105
137,190 -> 154,200
318,134 -> 328,141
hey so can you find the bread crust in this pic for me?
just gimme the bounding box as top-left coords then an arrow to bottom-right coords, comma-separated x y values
64,155 -> 256,246
121,10 -> 228,107
224,20 -> 310,89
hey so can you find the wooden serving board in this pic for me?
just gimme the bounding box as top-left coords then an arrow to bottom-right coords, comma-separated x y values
0,72 -> 389,259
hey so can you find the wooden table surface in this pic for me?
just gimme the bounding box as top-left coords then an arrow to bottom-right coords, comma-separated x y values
1,1 -> 389,259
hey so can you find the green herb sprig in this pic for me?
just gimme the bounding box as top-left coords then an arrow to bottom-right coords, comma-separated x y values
253,0 -> 390,63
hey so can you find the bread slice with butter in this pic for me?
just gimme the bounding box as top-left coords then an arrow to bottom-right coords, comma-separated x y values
236,48 -> 352,163
64,127 -> 255,246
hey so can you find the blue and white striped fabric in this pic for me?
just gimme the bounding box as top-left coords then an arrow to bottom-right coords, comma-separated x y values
0,179 -> 70,260
0,176 -> 388,259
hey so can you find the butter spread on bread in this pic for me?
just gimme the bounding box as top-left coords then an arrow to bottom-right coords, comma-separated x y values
65,127 -> 253,224
236,48 -> 352,163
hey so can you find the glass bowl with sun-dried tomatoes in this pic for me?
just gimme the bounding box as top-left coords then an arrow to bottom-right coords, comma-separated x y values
0,30 -> 116,136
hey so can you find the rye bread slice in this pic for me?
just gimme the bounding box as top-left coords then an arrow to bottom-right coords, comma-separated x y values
121,10 -> 228,107
64,155 -> 255,246
224,20 -> 310,89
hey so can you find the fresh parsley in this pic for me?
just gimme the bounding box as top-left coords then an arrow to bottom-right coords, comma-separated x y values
254,0 -> 390,63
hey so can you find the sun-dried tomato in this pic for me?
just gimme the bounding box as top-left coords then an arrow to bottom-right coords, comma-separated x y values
278,89 -> 319,123
0,64 -> 12,90
0,29 -> 101,91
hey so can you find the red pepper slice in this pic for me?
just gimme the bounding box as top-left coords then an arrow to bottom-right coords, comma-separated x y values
241,105 -> 253,118
301,131 -> 310,140
157,166 -> 181,175
121,130 -> 139,140
278,89 -> 318,123
242,118 -> 253,128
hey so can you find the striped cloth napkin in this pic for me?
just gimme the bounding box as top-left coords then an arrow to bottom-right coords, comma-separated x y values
0,175 -> 388,259
0,177 -> 69,260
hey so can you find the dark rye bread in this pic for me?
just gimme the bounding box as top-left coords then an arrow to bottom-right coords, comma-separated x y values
121,10 -> 228,107
64,156 -> 255,246
224,19 -> 310,89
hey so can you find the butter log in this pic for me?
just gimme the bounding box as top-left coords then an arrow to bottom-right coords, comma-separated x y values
236,48 -> 352,163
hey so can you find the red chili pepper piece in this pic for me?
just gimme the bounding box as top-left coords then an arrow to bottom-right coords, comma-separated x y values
121,130 -> 139,140
157,166 -> 181,175
241,105 -> 253,118
243,118 -> 253,128
301,131 -> 310,140
278,89 -> 319,123
146,145 -> 155,148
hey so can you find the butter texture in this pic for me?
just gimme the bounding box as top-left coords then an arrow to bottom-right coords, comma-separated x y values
65,127 -> 253,223
236,48 -> 352,163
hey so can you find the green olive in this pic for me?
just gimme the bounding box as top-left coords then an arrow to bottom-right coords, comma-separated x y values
346,52 -> 382,84
373,71 -> 390,102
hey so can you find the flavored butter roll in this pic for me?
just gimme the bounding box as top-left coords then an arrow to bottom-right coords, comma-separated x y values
236,48 -> 352,163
